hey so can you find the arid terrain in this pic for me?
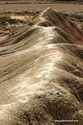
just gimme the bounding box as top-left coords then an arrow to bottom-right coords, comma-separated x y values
0,2 -> 83,125
0,7 -> 83,42
0,3 -> 83,9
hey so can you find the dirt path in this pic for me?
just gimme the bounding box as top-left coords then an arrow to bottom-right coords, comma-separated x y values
0,4 -> 83,10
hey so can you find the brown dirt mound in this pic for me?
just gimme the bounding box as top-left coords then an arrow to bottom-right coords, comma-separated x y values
0,8 -> 83,125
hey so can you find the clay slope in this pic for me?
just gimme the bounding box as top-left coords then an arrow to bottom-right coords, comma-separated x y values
0,8 -> 83,125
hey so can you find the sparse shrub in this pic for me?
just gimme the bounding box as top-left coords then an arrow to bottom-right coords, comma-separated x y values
0,16 -> 21,25
28,22 -> 34,26
70,18 -> 76,21
11,13 -> 16,16
79,19 -> 83,22
28,19 -> 34,26
5,2 -> 8,4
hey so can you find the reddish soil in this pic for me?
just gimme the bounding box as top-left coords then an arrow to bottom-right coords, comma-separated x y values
0,4 -> 83,10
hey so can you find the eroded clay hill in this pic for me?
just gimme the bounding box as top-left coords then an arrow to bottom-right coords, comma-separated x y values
0,8 -> 83,125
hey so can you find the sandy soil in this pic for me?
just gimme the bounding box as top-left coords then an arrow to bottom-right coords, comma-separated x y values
0,4 -> 83,10
10,15 -> 33,21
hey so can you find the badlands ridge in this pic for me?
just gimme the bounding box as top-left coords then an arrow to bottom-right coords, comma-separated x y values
0,8 -> 83,125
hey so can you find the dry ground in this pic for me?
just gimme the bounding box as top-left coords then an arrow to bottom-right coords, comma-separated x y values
0,7 -> 83,43
10,15 -> 33,21
0,3 -> 83,10
0,0 -> 83,4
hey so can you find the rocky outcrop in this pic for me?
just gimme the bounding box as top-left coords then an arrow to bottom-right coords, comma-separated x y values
0,8 -> 83,125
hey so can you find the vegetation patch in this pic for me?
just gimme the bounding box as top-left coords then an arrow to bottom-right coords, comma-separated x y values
0,15 -> 21,24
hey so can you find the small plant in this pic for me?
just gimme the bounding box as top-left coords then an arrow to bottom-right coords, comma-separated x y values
11,13 -> 16,16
